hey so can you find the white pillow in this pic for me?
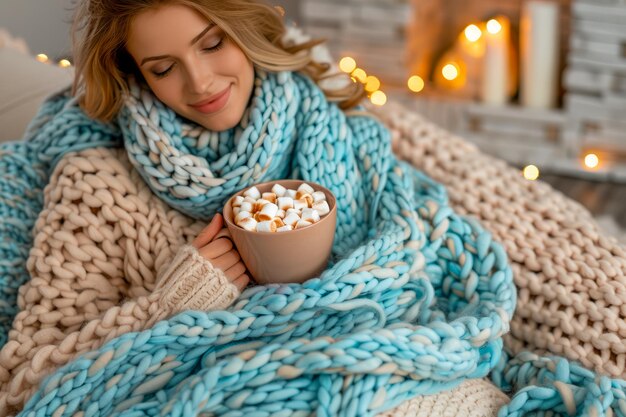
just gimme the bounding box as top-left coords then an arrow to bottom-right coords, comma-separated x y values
0,48 -> 73,142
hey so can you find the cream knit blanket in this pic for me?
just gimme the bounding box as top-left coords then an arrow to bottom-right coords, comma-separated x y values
1,100 -> 624,416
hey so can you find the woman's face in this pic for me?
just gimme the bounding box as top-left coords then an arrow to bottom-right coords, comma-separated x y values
126,4 -> 255,131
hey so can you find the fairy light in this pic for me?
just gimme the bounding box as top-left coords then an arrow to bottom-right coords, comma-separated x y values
36,53 -> 49,63
487,19 -> 502,35
442,63 -> 459,81
339,57 -> 357,73
583,153 -> 599,169
370,91 -> 387,106
351,68 -> 367,83
464,24 -> 482,42
58,59 -> 72,68
407,75 -> 425,93
523,165 -> 540,181
364,76 -> 381,93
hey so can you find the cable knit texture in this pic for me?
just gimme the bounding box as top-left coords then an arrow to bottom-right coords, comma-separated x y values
0,70 -> 625,417
0,148 -> 238,415
155,245 -> 238,312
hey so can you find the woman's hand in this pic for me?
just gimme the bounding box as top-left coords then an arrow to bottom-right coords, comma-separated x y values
192,213 -> 250,291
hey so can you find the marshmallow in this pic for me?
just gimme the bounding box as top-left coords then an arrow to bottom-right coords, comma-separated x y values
285,189 -> 297,199
297,193 -> 313,207
301,208 -> 321,223
312,191 -> 326,203
312,200 -> 330,216
235,210 -> 252,224
262,192 -> 277,204
271,217 -> 285,228
233,207 -> 241,216
240,201 -> 253,213
239,217 -> 258,231
277,225 -> 293,232
286,208 -> 300,215
295,219 -> 313,229
243,186 -> 261,200
243,196 -> 256,204
277,196 -> 294,211
283,212 -> 301,227
297,183 -> 315,195
257,220 -> 277,233
254,198 -> 272,212
294,199 -> 308,211
232,195 -> 245,207
258,202 -> 279,221
277,209 -> 286,218
272,183 -> 287,197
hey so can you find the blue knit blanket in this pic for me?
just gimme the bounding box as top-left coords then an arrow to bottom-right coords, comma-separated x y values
1,71 -> 624,416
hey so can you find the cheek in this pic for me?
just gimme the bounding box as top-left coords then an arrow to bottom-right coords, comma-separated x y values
146,76 -> 183,108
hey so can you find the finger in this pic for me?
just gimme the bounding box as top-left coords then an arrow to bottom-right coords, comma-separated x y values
223,262 -> 246,281
232,273 -> 250,292
210,249 -> 241,272
192,213 -> 223,248
198,237 -> 233,259
213,227 -> 232,242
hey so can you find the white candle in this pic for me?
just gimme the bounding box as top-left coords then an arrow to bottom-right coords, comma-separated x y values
481,16 -> 511,105
521,1 -> 560,109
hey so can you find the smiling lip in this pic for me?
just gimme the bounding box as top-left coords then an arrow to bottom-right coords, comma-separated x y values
190,85 -> 231,114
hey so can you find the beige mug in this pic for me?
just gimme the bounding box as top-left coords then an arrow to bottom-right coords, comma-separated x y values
223,179 -> 337,284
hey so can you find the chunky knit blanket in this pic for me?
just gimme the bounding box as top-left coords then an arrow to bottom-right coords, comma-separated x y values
0,70 -> 625,416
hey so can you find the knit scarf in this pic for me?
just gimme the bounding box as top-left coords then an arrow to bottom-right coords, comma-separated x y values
4,71 -> 618,416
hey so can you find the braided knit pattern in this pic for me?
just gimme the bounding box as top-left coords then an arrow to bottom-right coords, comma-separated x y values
0,92 -> 120,349
4,71 -> 513,416
374,101 -> 626,415
3,70 -> 625,416
0,147 -> 218,415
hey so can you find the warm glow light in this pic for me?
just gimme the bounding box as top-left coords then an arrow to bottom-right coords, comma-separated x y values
487,19 -> 502,34
364,76 -> 381,92
58,59 -> 72,68
464,24 -> 482,42
351,68 -> 367,83
584,153 -> 599,169
36,53 -> 48,63
523,165 -> 540,181
407,75 -> 425,92
339,57 -> 357,73
370,90 -> 387,106
442,64 -> 459,81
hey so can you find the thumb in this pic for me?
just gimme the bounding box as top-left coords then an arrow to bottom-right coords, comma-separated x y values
192,213 -> 224,248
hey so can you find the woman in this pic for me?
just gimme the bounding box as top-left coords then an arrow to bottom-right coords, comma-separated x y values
2,1 -> 621,416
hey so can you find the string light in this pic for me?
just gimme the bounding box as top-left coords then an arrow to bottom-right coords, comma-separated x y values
464,24 -> 482,42
339,57 -> 357,73
36,53 -> 49,63
442,63 -> 459,81
351,68 -> 367,83
364,76 -> 381,92
583,153 -> 599,169
407,75 -> 425,93
487,19 -> 502,35
523,165 -> 540,181
58,59 -> 72,68
370,91 -> 387,106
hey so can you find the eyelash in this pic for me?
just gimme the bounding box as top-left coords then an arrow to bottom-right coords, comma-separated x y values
152,38 -> 225,78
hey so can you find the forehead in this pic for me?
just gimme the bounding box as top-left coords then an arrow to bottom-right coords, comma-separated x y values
127,4 -> 213,54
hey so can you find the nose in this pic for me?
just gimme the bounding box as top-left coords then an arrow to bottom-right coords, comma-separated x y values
185,59 -> 214,95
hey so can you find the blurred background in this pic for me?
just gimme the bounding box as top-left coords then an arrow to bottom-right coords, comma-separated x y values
0,0 -> 624,238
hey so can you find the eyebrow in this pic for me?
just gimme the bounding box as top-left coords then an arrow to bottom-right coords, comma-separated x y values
140,23 -> 216,66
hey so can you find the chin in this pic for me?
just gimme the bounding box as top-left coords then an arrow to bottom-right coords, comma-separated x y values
198,111 -> 242,132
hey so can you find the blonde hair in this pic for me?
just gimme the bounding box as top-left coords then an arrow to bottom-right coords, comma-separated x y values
72,0 -> 365,121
